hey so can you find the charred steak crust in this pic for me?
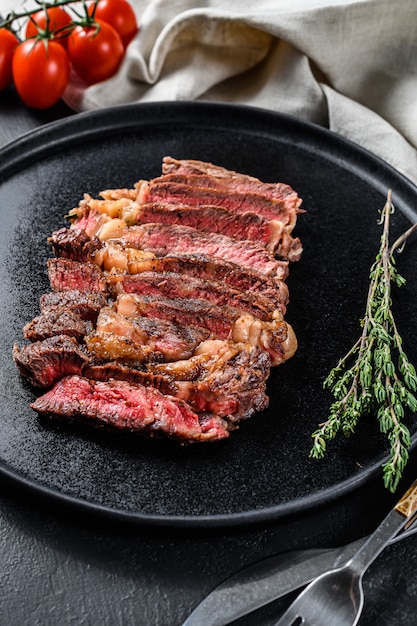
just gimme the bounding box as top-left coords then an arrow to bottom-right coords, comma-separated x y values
13,157 -> 303,442
13,335 -> 90,388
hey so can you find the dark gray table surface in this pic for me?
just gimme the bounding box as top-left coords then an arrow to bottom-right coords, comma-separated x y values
1,87 -> 417,626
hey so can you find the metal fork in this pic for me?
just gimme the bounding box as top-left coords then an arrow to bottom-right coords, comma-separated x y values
274,479 -> 417,626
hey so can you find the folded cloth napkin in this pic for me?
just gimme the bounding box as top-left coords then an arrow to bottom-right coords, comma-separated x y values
2,0 -> 417,186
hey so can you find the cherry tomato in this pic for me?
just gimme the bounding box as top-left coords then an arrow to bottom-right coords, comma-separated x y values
88,0 -> 138,48
67,20 -> 124,85
12,39 -> 70,109
0,28 -> 19,91
25,7 -> 72,48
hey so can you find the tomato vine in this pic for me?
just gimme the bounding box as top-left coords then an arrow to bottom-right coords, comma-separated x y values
0,0 -> 139,108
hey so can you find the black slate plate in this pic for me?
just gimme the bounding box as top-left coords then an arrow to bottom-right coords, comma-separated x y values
1,102 -> 416,528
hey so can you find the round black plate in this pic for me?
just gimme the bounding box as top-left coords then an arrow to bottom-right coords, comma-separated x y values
1,102 -> 416,528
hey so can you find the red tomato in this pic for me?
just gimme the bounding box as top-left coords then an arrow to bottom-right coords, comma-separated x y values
67,20 -> 124,85
0,28 -> 19,91
12,39 -> 70,109
25,7 -> 72,47
88,0 -> 138,48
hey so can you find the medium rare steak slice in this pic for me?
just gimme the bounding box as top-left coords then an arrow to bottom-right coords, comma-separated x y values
113,293 -> 293,365
118,223 -> 285,277
40,289 -> 108,322
143,180 -> 297,227
162,157 -> 302,209
115,292 -> 252,338
110,270 -> 280,320
31,375 -> 230,442
85,307 -> 210,363
114,253 -> 289,299
136,202 -> 302,259
48,258 -> 108,293
13,335 -> 89,388
23,309 -> 92,342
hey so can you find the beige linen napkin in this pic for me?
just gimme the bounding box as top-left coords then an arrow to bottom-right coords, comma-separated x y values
2,0 -> 417,185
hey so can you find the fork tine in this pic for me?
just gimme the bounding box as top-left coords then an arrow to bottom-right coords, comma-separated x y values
274,601 -> 305,625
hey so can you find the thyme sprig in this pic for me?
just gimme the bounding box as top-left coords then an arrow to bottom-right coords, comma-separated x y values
310,191 -> 417,492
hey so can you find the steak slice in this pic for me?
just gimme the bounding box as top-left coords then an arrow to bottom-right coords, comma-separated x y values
110,270 -> 279,320
162,157 -> 302,208
48,258 -> 108,293
13,335 -> 89,388
136,202 -> 301,259
143,180 -> 297,227
117,223 -> 285,277
115,292 -> 249,338
113,293 -> 292,365
23,309 -> 92,342
85,307 -> 210,363
40,289 -> 108,322
31,375 -> 230,442
113,253 -> 289,299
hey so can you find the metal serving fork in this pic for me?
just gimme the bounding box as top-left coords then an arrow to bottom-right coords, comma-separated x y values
274,479 -> 417,626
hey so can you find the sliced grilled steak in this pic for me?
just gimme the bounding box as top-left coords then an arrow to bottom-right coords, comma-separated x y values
135,202 -> 301,258
40,289 -> 108,322
48,258 -> 108,293
68,191 -> 302,261
23,309 -> 92,342
85,307 -> 210,363
162,157 -> 302,209
83,341 -> 269,421
143,180 -> 297,227
110,270 -> 280,320
31,375 -> 230,442
112,253 -> 289,298
51,229 -> 290,303
117,223 -> 285,277
13,335 -> 89,388
14,157 -> 303,443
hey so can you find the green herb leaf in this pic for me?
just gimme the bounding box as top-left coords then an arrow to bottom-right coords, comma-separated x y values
310,190 -> 417,492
